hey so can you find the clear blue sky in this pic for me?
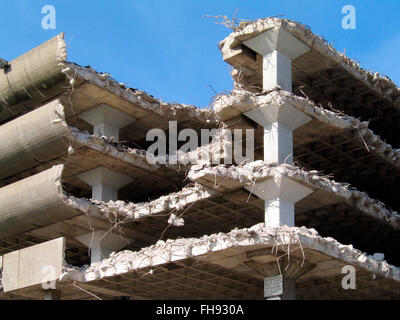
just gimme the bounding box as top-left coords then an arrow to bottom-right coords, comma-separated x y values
1,0 -> 399,108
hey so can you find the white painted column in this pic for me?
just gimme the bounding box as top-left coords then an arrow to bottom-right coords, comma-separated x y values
78,104 -> 135,142
76,167 -> 133,263
242,28 -> 312,300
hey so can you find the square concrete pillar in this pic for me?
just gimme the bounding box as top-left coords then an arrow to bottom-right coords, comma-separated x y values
245,175 -> 313,227
78,167 -> 133,202
75,230 -> 130,264
244,102 -> 312,164
243,28 -> 310,92
78,104 -> 135,142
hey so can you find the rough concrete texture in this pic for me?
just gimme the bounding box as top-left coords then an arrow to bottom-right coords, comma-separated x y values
60,223 -> 400,284
0,33 -> 67,122
0,97 -> 181,185
61,62 -> 217,126
0,165 -> 78,239
188,162 -> 400,229
0,33 -> 217,133
3,159 -> 395,242
0,100 -> 70,179
219,18 -> 400,107
213,89 -> 400,167
64,183 -> 218,223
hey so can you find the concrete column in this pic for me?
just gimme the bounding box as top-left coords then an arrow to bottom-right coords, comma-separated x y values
243,27 -> 312,300
263,50 -> 292,92
246,252 -> 315,300
243,28 -> 310,92
77,167 -> 132,264
244,100 -> 312,165
245,175 -> 313,228
75,230 -> 130,264
78,166 -> 133,202
78,104 -> 135,142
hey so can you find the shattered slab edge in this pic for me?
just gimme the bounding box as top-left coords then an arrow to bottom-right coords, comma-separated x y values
213,89 -> 400,166
61,223 -> 400,284
219,18 -> 399,105
188,162 -> 400,228
61,62 -> 218,125
63,183 -> 218,223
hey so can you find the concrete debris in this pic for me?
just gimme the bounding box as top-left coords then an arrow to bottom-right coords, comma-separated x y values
372,253 -> 385,262
168,213 -> 185,227
63,183 -> 217,223
61,224 -> 400,284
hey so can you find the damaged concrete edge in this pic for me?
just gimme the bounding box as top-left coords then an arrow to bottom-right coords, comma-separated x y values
60,223 -> 400,284
61,62 -> 218,125
0,164 -> 213,242
188,162 -> 400,229
213,89 -> 400,167
64,183 -> 219,224
68,127 -> 160,173
1,33 -> 216,126
0,165 -> 80,240
0,33 -> 68,122
0,100 -> 70,180
219,18 -> 400,105
0,98 -> 164,182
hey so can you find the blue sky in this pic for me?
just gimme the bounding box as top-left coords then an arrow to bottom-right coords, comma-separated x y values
1,0 -> 399,108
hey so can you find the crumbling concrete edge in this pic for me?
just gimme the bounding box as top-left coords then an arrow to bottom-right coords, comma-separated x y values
0,164 -> 80,239
214,89 -> 400,167
0,33 -> 69,122
188,162 -> 400,229
64,183 -> 219,223
61,62 -> 217,125
61,223 -> 400,284
0,98 -> 164,182
219,18 -> 400,106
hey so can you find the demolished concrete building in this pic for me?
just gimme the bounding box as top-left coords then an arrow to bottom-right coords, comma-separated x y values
0,18 -> 399,300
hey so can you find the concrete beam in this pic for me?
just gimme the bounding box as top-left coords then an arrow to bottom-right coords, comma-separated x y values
2,238 -> 65,293
78,104 -> 135,142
